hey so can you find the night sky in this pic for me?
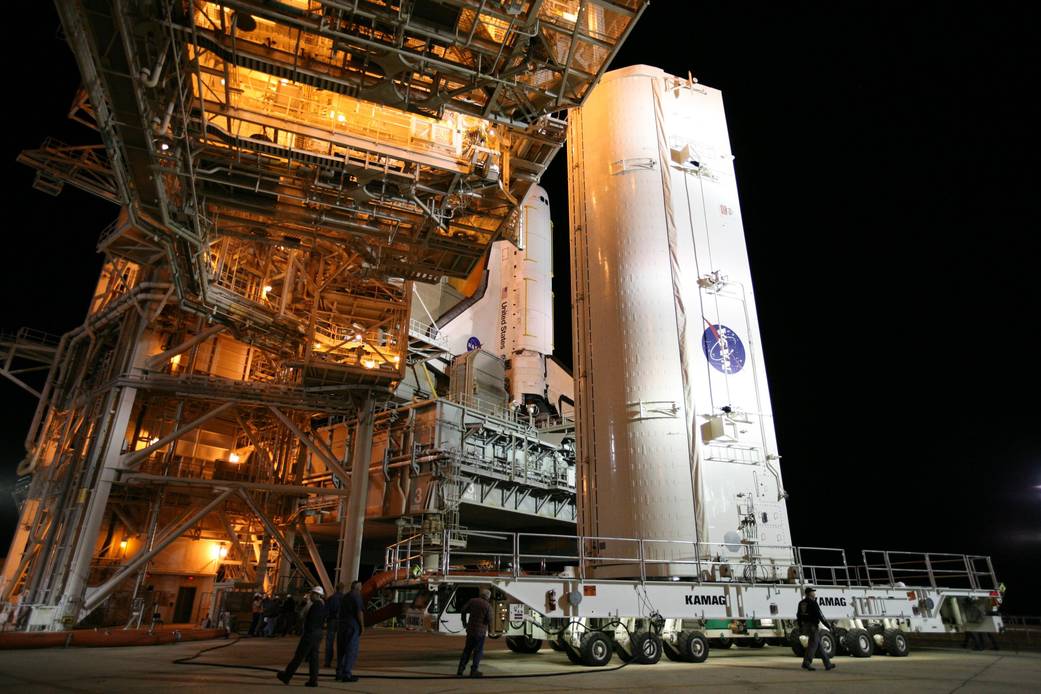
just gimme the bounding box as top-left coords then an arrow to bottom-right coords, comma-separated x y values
3,3 -> 1039,614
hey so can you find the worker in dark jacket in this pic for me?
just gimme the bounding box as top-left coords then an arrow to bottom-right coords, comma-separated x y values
456,588 -> 493,677
277,586 -> 327,687
324,583 -> 345,668
337,580 -> 365,682
797,587 -> 836,671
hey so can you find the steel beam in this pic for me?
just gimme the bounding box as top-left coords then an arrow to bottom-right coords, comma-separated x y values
81,488 -> 234,615
120,401 -> 237,469
237,490 -> 319,589
338,395 -> 374,583
268,405 -> 351,482
297,521 -> 333,596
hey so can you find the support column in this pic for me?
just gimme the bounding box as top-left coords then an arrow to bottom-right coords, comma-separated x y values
57,382 -> 140,629
338,396 -> 374,583
255,534 -> 271,593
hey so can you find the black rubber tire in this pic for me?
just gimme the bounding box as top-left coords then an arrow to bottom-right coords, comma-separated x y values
663,640 -> 686,662
789,628 -> 806,657
833,627 -> 849,655
564,640 -> 583,665
677,631 -> 710,663
846,628 -> 874,658
866,623 -> 885,651
819,631 -> 837,660
713,634 -> 734,649
883,628 -> 910,657
631,631 -> 663,664
549,639 -> 565,652
580,631 -> 613,667
506,635 -> 543,653
748,635 -> 767,649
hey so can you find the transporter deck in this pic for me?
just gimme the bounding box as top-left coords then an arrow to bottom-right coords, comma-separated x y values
380,529 -> 1003,665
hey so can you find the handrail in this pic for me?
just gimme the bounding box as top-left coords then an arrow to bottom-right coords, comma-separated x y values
382,528 -> 997,592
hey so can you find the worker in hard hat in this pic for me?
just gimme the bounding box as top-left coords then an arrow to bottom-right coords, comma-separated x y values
248,593 -> 263,637
336,580 -> 365,682
456,588 -> 493,677
277,586 -> 327,687
797,587 -> 836,671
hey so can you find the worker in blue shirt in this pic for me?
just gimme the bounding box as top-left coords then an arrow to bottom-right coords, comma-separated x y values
323,583 -> 345,668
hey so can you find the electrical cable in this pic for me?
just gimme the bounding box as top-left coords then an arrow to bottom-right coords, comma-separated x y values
172,621 -> 644,680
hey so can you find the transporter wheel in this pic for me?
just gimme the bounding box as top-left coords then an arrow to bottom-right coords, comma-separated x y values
631,631 -> 663,664
819,631 -> 837,660
563,640 -> 583,665
866,623 -> 885,650
677,631 -> 710,663
505,635 -> 543,653
580,631 -> 613,667
748,635 -> 767,649
712,634 -> 734,649
846,628 -> 874,658
663,639 -> 687,662
549,639 -> 565,652
789,628 -> 806,657
833,627 -> 850,655
883,629 -> 910,657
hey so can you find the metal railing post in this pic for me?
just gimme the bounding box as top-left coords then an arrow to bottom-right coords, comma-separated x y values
924,553 -> 937,589
638,539 -> 646,583
985,556 -> 998,590
884,552 -> 896,586
513,533 -> 519,579
861,550 -> 872,586
578,534 -> 585,581
962,555 -> 976,590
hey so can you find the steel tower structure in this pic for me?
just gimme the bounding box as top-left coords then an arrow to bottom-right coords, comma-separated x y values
2,0 -> 645,631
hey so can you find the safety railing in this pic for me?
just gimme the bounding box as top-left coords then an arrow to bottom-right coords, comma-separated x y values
859,550 -> 999,591
383,529 -> 999,593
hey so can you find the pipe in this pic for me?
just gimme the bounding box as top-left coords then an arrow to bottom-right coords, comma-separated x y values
139,37 -> 171,88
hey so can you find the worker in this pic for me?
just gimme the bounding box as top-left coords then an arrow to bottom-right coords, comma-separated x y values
249,593 -> 263,636
277,586 -> 327,687
797,587 -> 836,671
336,580 -> 365,682
279,593 -> 296,636
456,588 -> 493,677
324,582 -> 345,669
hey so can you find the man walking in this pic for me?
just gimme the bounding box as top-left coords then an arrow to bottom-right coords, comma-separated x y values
457,588 -> 493,677
337,580 -> 365,682
277,586 -> 327,687
324,583 -> 345,668
797,587 -> 836,671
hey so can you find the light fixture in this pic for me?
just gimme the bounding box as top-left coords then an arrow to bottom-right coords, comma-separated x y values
229,452 -> 241,463
212,542 -> 228,560
261,285 -> 272,298
328,110 -> 336,118
119,539 -> 129,550
170,354 -> 181,367
149,437 -> 160,445
562,10 -> 578,22
337,114 -> 346,123
159,142 -> 170,151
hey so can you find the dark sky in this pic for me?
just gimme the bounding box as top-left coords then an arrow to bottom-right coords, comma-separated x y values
3,3 -> 1039,614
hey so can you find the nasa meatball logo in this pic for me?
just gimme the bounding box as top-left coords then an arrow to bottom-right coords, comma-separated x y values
685,594 -> 727,606
466,336 -> 482,352
818,597 -> 847,607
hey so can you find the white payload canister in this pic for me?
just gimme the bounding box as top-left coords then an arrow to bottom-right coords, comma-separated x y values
568,65 -> 792,578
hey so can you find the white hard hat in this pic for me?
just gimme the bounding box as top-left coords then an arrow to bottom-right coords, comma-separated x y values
311,586 -> 325,596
